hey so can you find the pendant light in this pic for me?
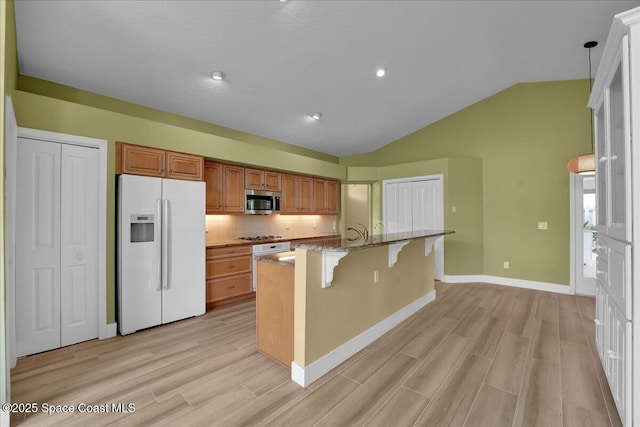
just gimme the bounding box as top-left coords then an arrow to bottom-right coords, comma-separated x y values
567,41 -> 598,174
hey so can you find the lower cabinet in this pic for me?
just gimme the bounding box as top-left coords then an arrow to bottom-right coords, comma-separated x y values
206,245 -> 254,308
596,281 -> 632,426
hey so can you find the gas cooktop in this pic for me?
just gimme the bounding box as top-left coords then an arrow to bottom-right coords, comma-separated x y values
238,235 -> 285,241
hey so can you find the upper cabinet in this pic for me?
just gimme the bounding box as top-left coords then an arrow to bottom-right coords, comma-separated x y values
313,178 -> 339,214
281,174 -> 314,214
204,162 -> 223,214
593,36 -> 632,243
116,142 -> 203,181
204,162 -> 245,214
245,168 -> 281,192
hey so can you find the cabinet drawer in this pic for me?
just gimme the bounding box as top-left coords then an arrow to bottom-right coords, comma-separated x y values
607,238 -> 631,319
208,256 -> 252,278
596,256 -> 608,288
595,235 -> 609,262
207,245 -> 251,259
207,274 -> 252,302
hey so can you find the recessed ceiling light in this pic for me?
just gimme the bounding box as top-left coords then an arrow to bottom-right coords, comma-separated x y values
310,113 -> 321,121
376,68 -> 386,77
211,71 -> 225,81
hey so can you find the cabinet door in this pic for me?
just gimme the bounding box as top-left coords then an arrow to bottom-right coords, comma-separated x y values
281,174 -> 298,213
607,238 -> 632,319
606,298 -> 631,427
223,166 -> 245,212
298,176 -> 314,213
204,162 -> 223,214
595,104 -> 608,234
314,179 -> 327,213
325,180 -> 339,214
605,37 -> 632,242
165,152 -> 203,181
264,171 -> 282,192
385,183 -> 399,234
594,284 -> 607,364
245,168 -> 264,190
121,144 -> 165,177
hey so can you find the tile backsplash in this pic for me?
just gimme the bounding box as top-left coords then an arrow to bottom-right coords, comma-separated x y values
206,214 -> 337,243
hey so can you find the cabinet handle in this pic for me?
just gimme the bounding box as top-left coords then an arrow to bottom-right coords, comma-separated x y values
596,270 -> 605,275
594,318 -> 603,325
607,349 -> 618,360
228,285 -> 235,289
229,265 -> 235,268
610,155 -> 618,161
599,156 -> 608,163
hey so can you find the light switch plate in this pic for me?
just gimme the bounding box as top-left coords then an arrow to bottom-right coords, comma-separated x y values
452,206 -> 457,213
538,222 -> 548,230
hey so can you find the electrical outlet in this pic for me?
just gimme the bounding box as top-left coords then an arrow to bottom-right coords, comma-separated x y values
503,261 -> 510,269
373,270 -> 379,283
452,206 -> 457,213
538,221 -> 548,230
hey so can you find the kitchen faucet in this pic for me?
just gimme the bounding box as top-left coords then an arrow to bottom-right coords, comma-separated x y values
346,223 -> 369,241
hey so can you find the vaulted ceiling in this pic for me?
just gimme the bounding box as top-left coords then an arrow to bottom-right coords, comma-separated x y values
13,0 -> 640,156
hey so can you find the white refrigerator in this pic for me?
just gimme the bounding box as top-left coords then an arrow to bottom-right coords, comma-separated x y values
118,174 -> 205,335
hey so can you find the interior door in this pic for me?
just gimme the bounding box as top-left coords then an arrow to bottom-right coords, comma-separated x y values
60,144 -> 99,346
161,179 -> 206,324
16,138 -> 62,357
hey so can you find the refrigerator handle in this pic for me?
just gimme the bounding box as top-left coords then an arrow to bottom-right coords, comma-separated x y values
162,199 -> 170,290
156,199 -> 163,291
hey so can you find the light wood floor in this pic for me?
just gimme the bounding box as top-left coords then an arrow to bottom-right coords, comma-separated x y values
11,282 -> 622,427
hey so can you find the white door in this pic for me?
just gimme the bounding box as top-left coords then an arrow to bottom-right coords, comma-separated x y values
161,179 -> 206,324
60,144 -> 99,346
118,174 -> 163,335
574,175 -> 597,296
15,138 -> 100,356
383,176 -> 445,279
412,179 -> 444,279
16,138 -> 62,356
385,183 -> 399,234
397,182 -> 412,233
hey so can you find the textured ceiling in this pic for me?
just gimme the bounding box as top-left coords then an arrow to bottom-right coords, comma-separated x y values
13,0 -> 640,156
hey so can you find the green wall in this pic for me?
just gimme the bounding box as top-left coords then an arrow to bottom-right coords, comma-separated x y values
342,80 -> 592,285
12,90 -> 347,323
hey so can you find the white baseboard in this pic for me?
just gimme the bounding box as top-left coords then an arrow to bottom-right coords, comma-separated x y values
441,274 -> 572,295
1,408 -> 9,427
99,322 -> 118,339
291,290 -> 437,388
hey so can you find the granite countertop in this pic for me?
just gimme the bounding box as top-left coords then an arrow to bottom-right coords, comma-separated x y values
255,251 -> 296,267
291,229 -> 454,252
206,234 -> 340,248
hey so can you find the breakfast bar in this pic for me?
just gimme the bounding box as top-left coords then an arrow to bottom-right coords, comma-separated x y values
255,229 -> 453,387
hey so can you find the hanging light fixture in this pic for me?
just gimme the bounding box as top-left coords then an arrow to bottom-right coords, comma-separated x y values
567,41 -> 598,174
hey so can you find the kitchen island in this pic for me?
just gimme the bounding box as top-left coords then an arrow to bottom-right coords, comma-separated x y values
255,229 -> 453,387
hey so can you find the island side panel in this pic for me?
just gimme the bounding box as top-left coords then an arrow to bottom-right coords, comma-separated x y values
294,249 -> 309,367
296,238 -> 434,366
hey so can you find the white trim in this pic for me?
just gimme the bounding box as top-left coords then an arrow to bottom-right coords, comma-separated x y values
103,323 -> 118,339
441,275 -> 573,295
5,96 -> 17,372
15,128 -> 111,340
290,290 -> 436,387
569,173 -> 577,295
0,409 -> 9,427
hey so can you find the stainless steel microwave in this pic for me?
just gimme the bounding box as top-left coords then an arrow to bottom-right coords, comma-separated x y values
245,190 -> 281,214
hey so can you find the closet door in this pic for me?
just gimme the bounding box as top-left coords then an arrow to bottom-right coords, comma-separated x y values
16,138 -> 62,357
60,144 -> 99,346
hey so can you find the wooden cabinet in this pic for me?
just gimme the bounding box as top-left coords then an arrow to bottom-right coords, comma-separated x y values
116,142 -> 203,181
256,260 -> 294,368
223,165 -> 245,213
206,245 -> 253,308
165,151 -> 203,181
119,144 -> 165,177
282,174 -> 314,214
204,162 -> 223,214
313,178 -> 339,214
204,161 -> 245,214
245,168 -> 281,191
